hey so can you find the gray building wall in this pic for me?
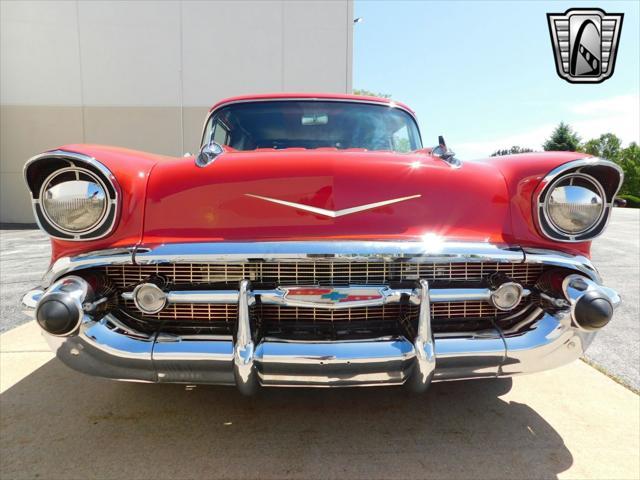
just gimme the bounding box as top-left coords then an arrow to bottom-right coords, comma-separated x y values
0,0 -> 353,223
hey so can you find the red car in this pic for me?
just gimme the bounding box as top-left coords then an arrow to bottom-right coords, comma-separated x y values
22,93 -> 622,394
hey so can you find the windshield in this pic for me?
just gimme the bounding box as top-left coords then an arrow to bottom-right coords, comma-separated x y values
202,101 -> 422,152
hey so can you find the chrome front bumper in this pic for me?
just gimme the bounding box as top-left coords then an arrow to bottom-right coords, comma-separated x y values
22,241 -> 619,394
34,309 -> 597,392
25,287 -> 617,394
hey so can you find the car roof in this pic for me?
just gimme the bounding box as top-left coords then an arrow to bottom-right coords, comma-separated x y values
209,93 -> 415,114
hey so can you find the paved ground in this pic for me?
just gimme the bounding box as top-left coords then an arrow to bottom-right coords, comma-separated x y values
1,209 -> 638,388
1,321 -> 639,480
0,228 -> 49,333
585,208 -> 640,391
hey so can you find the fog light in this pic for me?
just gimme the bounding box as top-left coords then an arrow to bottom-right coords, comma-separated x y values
489,282 -> 524,311
133,283 -> 167,314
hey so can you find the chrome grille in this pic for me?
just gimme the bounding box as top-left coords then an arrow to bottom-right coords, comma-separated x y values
257,301 -> 517,322
104,261 -> 543,289
105,260 -> 542,337
123,299 -> 237,322
120,300 -> 519,321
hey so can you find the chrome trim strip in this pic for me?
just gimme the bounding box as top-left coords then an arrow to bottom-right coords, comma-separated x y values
521,247 -> 600,282
121,286 -> 531,310
533,156 -> 624,243
132,241 -> 525,264
23,150 -> 121,241
45,247 -> 135,287
244,194 -> 422,218
166,290 -> 241,304
539,157 -> 624,189
44,241 -> 601,287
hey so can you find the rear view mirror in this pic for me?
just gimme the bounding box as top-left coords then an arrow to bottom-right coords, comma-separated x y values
301,113 -> 328,126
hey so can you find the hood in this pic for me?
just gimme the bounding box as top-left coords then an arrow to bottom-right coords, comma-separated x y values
142,149 -> 511,244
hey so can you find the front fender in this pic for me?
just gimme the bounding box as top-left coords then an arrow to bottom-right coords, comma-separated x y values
24,145 -> 173,262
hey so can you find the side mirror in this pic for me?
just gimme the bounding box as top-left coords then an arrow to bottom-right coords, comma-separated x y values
432,135 -> 461,167
195,141 -> 224,167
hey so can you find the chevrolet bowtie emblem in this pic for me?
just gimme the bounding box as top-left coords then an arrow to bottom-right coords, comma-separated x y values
245,193 -> 421,218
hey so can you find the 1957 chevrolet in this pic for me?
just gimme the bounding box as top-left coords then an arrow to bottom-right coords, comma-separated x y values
22,93 -> 622,394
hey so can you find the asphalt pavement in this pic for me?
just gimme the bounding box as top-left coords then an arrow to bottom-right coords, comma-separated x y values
0,228 -> 49,333
585,208 -> 640,391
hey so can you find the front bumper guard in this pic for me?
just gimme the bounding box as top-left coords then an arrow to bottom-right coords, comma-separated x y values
25,276 -> 618,394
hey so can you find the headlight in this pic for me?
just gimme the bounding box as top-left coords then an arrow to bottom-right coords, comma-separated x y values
40,168 -> 108,234
534,158 -> 623,242
543,173 -> 606,237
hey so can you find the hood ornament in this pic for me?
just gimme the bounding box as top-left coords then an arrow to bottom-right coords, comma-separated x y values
245,193 -> 421,218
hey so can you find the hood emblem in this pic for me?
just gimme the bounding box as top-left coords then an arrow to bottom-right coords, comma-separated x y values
245,193 -> 421,218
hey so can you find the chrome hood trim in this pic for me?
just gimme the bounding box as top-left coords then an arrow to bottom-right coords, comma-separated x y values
244,194 -> 422,218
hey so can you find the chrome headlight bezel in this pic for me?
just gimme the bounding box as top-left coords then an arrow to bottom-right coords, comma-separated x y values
534,157 -> 623,242
24,151 -> 120,241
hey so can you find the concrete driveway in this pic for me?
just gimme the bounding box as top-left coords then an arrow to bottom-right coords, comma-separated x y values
1,321 -> 638,480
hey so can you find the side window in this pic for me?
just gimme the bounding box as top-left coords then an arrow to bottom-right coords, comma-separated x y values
213,121 -> 229,145
392,125 -> 411,153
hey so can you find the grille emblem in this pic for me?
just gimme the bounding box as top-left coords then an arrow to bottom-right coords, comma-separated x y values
547,8 -> 623,84
284,287 -> 384,306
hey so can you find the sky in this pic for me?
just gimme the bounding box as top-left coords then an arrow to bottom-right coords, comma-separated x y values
353,0 -> 640,159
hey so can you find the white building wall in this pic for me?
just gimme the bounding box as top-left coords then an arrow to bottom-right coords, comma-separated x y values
0,0 -> 353,223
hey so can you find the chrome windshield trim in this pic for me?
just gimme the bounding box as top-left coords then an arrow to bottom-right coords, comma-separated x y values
201,97 -> 423,149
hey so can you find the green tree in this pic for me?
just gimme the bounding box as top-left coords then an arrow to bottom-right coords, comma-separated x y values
618,142 -> 640,196
353,89 -> 391,99
490,146 -> 534,157
580,133 -> 622,161
542,122 -> 581,151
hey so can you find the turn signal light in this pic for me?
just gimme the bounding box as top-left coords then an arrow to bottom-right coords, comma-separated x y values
132,283 -> 167,314
489,282 -> 524,311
